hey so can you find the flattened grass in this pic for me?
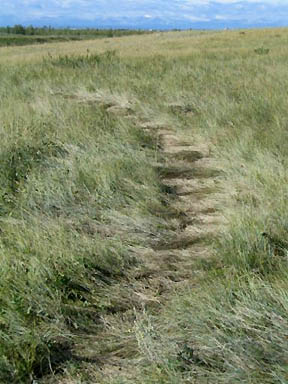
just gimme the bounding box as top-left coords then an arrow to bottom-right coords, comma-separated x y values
100,29 -> 288,384
2,28 -> 288,383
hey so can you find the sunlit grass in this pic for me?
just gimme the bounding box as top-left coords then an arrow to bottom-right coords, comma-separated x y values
1,27 -> 288,382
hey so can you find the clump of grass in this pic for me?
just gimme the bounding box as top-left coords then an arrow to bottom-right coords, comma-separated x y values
135,277 -> 288,384
45,53 -> 100,69
0,139 -> 65,196
44,50 -> 119,69
254,46 -> 270,55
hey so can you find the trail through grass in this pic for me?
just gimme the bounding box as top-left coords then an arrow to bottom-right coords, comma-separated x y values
0,28 -> 288,383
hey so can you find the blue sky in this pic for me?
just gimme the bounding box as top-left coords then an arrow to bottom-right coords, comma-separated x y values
0,0 -> 288,29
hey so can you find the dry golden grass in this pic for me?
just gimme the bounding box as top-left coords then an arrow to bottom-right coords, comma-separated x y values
1,27 -> 285,65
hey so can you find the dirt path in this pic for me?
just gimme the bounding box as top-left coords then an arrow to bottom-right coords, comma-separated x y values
89,123 -> 223,382
49,100 -> 224,384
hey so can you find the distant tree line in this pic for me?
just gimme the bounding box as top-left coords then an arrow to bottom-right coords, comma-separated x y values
0,25 -> 150,37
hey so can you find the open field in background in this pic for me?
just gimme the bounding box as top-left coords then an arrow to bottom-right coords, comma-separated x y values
0,29 -> 150,47
0,35 -> 91,47
0,28 -> 288,383
0,28 -> 284,63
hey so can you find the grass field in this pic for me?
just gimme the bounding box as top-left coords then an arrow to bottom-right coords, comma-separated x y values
0,30 -> 149,47
0,28 -> 288,383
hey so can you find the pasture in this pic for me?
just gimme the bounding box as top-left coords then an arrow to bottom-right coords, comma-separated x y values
0,28 -> 287,383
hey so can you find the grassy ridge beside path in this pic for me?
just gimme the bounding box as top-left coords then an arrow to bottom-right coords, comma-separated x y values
0,28 -> 288,383
0,51 -> 168,381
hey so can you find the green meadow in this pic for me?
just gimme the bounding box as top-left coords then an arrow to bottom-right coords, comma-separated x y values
0,28 -> 149,47
0,28 -> 287,383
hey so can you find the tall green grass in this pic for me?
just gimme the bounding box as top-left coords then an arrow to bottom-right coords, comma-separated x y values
0,52 -> 167,382
2,29 -> 288,383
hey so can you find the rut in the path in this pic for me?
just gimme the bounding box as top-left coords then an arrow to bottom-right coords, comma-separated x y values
142,126 -> 223,282
49,96 -> 225,383
86,123 -> 225,382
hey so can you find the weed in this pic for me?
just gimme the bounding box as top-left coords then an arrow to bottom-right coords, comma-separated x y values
254,46 -> 270,55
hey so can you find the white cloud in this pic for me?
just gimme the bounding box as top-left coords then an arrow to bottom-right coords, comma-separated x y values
215,14 -> 229,20
0,0 -> 288,28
